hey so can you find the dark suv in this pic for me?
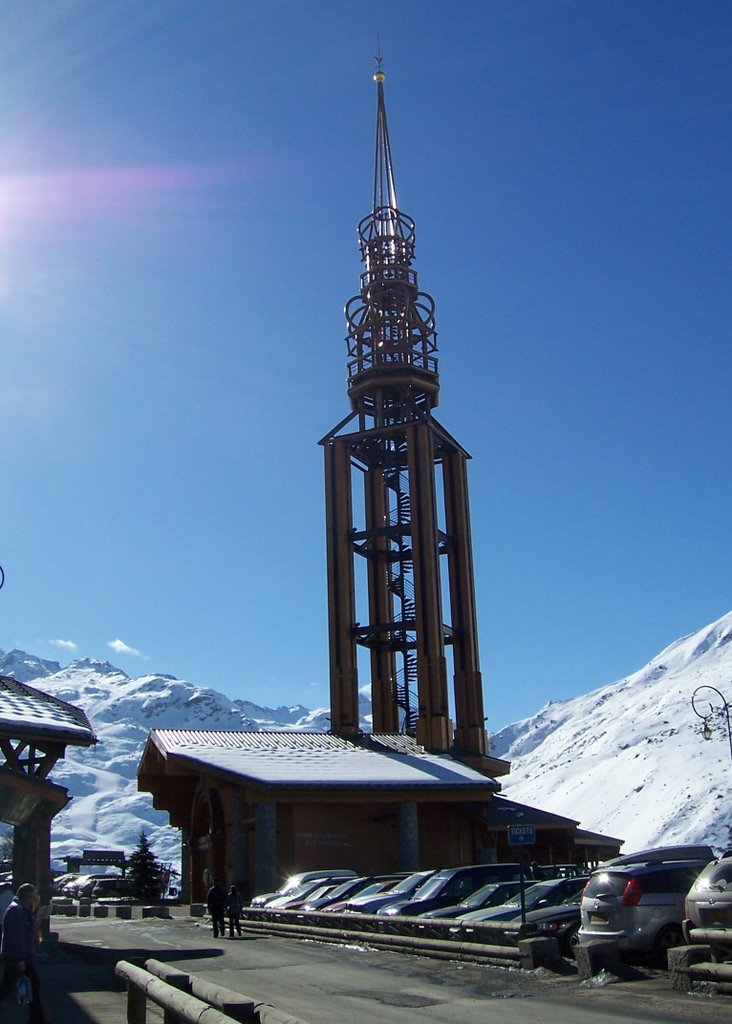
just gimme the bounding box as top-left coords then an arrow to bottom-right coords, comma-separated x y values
579,844 -> 714,962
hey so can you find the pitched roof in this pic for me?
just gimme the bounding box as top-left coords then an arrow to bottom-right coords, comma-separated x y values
0,675 -> 95,744
481,794 -> 580,829
146,729 -> 500,792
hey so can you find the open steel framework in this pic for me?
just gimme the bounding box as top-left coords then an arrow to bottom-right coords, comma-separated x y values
321,70 -> 491,763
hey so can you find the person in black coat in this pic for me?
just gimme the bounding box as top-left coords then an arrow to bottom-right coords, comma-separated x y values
226,884 -> 243,937
206,877 -> 228,938
0,883 -> 50,1024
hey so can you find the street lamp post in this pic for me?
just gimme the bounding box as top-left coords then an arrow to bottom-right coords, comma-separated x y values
691,684 -> 732,764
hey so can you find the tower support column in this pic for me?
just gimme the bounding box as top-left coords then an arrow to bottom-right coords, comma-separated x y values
407,423 -> 451,751
443,451 -> 487,756
365,465 -> 398,732
324,440 -> 360,733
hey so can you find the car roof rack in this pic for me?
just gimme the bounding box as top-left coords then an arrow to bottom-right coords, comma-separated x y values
600,844 -> 715,868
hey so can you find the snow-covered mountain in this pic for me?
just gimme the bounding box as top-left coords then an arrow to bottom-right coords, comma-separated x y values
0,649 -> 371,868
4,609 -> 732,870
490,609 -> 732,854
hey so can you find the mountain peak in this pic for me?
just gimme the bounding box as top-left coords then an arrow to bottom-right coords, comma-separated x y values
66,658 -> 128,678
0,649 -> 62,682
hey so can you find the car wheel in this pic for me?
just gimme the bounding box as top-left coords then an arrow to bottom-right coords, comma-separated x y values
653,924 -> 684,965
564,923 -> 581,959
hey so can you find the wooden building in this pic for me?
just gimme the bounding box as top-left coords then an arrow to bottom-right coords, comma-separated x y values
0,675 -> 96,908
138,730 -> 619,902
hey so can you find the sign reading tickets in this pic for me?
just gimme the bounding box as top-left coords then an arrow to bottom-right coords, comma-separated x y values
507,825 -> 536,846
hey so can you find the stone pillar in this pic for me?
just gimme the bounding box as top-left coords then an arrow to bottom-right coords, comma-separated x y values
254,801 -> 277,896
13,811 -> 53,936
231,790 -> 249,896
398,802 -> 419,872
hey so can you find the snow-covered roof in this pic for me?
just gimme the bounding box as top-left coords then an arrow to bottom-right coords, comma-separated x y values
148,729 -> 499,791
0,676 -> 95,744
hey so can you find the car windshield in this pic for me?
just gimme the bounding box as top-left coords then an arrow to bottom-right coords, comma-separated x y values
561,888 -> 586,905
355,881 -> 389,897
502,882 -> 557,908
305,885 -> 333,901
408,870 -> 453,900
459,883 -> 501,908
325,878 -> 364,899
389,872 -> 432,895
283,881 -> 324,900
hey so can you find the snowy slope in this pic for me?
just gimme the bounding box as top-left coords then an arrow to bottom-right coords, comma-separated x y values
490,610 -> 732,853
0,649 -> 371,868
4,609 -> 732,870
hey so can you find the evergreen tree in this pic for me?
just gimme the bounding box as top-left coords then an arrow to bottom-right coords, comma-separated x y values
127,831 -> 164,901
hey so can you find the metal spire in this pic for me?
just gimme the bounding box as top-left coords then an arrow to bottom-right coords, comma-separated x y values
372,57 -> 399,219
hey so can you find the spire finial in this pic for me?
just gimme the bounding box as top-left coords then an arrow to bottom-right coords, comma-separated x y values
374,31 -> 385,83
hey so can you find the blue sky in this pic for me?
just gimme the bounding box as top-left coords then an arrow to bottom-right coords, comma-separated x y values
1,1 -> 731,732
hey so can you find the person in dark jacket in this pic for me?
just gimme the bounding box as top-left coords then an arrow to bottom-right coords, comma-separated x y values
226,884 -> 243,937
206,877 -> 228,939
0,882 -> 50,1024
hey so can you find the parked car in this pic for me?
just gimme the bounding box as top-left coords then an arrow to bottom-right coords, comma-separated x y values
578,844 -> 714,963
265,877 -> 358,910
517,886 -> 586,956
91,877 -> 133,901
684,851 -> 732,931
535,864 -> 585,879
459,876 -> 589,923
420,880 -> 525,919
249,869 -> 356,907
343,870 -> 436,914
378,864 -> 532,917
63,873 -> 119,899
52,873 -> 84,895
320,879 -> 401,914
300,876 -> 394,912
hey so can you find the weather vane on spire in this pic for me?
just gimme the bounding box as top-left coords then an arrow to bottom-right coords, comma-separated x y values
374,31 -> 385,82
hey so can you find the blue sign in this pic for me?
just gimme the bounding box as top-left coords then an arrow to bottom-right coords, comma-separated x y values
507,825 -> 536,846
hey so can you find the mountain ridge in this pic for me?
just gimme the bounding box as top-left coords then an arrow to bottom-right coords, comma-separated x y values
3,608 -> 732,867
490,609 -> 732,853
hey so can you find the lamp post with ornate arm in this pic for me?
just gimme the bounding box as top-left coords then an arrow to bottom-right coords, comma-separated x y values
691,684 -> 732,764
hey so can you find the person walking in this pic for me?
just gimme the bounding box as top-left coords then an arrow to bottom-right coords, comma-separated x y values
226,884 -> 243,938
206,877 -> 227,939
0,882 -> 50,1024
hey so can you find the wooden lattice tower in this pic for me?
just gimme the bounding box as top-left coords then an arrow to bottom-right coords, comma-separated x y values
321,69 -> 488,760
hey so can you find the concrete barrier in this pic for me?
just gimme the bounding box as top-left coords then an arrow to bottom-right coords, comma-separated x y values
93,906 -> 109,918
575,939 -> 622,980
115,905 -> 133,919
117,960 -> 307,1024
51,904 -> 78,917
116,960 -> 233,1024
669,945 -> 712,992
142,905 -> 171,919
145,959 -> 256,1022
78,904 -> 91,918
190,903 -> 206,917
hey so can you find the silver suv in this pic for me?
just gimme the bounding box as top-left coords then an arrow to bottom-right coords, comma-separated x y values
578,844 -> 714,962
684,851 -> 732,931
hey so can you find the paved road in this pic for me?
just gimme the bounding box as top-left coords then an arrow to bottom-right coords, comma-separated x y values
49,913 -> 730,1024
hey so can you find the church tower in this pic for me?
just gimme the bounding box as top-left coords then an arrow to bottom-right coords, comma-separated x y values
321,68 -> 489,763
